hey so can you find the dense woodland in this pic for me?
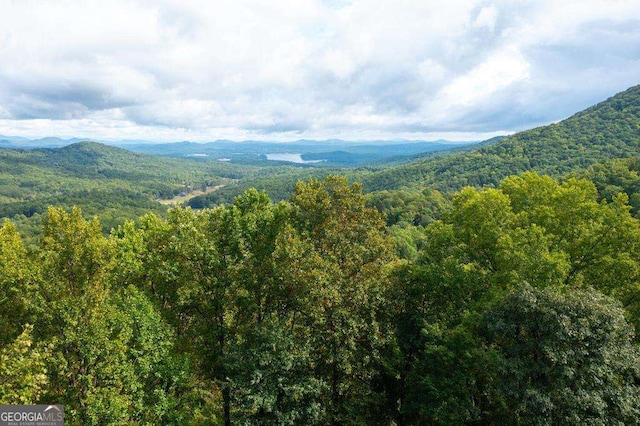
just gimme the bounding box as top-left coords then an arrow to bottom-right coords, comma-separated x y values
2,173 -> 640,425
2,85 -> 640,424
0,141 -> 257,240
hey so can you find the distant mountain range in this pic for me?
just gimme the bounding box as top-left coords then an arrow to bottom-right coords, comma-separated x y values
124,139 -> 478,166
0,136 -> 478,167
184,83 -> 640,206
0,136 -> 87,148
0,135 -> 473,150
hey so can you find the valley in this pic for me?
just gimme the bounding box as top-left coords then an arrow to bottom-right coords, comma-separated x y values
2,84 -> 640,425
157,183 -> 228,205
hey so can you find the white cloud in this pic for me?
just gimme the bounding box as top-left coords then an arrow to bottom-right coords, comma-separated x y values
437,46 -> 530,110
0,0 -> 638,141
473,5 -> 499,32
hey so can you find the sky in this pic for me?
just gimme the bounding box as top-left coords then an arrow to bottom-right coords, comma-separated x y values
0,0 -> 639,143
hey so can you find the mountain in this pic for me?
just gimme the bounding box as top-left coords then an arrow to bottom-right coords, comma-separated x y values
124,139 -> 476,166
0,135 -> 85,148
4,84 -> 640,233
0,135 -> 478,167
0,141 -> 212,187
0,141 -> 253,236
189,84 -> 640,207
360,84 -> 640,192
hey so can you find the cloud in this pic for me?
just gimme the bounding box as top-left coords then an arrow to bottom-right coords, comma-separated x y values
0,0 -> 638,141
473,5 -> 499,32
439,47 -> 530,108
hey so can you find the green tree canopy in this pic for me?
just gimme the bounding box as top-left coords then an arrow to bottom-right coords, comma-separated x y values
480,285 -> 640,424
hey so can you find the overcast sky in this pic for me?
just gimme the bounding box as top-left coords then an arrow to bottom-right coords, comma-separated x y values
0,0 -> 639,142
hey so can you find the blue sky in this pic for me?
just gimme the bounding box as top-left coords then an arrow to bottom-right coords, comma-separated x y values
0,0 -> 639,142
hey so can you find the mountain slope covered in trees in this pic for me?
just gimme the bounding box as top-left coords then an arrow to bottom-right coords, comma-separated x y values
0,141 -> 245,203
360,84 -> 640,192
187,85 -> 640,207
0,141 -> 256,235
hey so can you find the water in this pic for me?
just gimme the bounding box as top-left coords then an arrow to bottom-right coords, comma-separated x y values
265,153 -> 323,164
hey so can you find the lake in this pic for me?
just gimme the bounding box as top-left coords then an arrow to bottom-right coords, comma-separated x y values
265,153 -> 324,164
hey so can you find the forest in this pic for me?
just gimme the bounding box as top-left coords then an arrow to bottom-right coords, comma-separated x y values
2,173 -> 640,425
2,85 -> 640,424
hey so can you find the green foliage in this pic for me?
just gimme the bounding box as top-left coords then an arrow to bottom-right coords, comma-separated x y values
575,157 -> 640,216
0,325 -> 49,404
418,173 -> 640,309
114,191 -> 307,424
480,285 -> 640,424
287,176 -> 398,424
1,170 -> 640,424
112,176 -> 399,424
0,220 -> 36,343
2,207 -> 202,425
400,321 -> 498,424
228,322 -> 327,425
391,172 -> 640,424
366,187 -> 447,227
0,141 -> 247,242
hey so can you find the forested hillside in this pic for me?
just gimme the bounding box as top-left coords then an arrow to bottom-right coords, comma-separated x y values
1,174 -> 639,424
187,85 -> 640,208
361,84 -> 640,192
0,142 -> 253,236
0,142 -> 225,202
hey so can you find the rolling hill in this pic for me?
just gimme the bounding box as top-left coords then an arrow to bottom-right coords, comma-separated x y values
359,84 -> 640,192
2,84 -> 640,236
0,141 -> 251,202
125,139 -> 476,166
0,141 -> 252,236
